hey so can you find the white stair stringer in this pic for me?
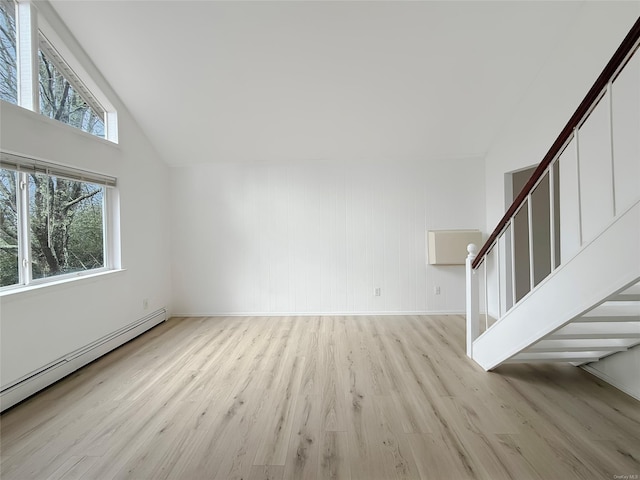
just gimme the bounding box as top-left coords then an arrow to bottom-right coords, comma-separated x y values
472,201 -> 640,371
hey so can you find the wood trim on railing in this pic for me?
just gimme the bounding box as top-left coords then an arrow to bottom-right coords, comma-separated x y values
473,16 -> 640,270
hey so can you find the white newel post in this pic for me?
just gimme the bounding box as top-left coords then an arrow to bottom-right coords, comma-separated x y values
466,243 -> 479,358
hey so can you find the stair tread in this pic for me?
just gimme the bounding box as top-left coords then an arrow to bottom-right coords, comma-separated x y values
546,323 -> 639,341
609,294 -> 640,301
618,282 -> 640,295
583,301 -> 640,317
505,351 -> 611,363
527,338 -> 638,351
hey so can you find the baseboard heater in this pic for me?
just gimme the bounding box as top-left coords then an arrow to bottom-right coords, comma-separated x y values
0,308 -> 167,412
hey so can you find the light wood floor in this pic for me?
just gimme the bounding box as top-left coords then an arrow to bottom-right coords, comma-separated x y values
1,315 -> 639,480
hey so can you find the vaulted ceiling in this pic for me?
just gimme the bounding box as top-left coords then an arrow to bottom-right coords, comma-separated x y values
50,1 -> 586,167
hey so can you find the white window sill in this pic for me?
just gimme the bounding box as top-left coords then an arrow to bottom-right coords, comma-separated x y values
0,268 -> 126,302
0,101 -> 119,147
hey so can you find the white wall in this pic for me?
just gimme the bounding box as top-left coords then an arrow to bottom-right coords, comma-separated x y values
585,346 -> 640,401
171,158 -> 484,315
0,3 -> 172,389
483,3 -> 640,396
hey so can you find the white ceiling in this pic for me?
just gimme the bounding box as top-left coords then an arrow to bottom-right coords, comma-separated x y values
50,1 -> 585,167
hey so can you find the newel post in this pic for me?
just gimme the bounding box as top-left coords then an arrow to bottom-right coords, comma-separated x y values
466,243 -> 480,358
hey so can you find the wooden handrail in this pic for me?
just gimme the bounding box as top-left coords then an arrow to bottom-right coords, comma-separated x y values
473,16 -> 640,270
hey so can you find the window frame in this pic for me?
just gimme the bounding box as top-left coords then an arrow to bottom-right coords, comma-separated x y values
0,152 -> 119,293
38,31 -> 107,138
1,0 -> 118,142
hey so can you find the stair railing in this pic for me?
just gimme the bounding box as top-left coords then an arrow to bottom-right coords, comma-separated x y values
466,17 -> 640,359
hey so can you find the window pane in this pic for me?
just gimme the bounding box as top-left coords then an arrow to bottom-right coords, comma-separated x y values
0,0 -> 17,104
29,173 -> 104,279
0,168 -> 19,287
38,45 -> 105,137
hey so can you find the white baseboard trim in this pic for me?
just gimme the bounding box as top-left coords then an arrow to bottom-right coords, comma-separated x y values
581,364 -> 640,401
171,310 -> 466,317
0,308 -> 167,412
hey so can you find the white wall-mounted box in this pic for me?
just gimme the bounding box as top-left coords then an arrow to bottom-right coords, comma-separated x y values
428,230 -> 483,265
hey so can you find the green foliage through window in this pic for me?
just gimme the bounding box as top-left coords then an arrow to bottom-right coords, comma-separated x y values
0,167 -> 106,288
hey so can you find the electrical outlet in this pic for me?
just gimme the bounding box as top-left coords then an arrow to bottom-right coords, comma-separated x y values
374,287 -> 381,297
435,286 -> 441,295
143,298 -> 149,310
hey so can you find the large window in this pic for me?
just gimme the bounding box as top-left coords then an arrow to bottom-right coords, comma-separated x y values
0,0 -> 17,104
0,155 -> 117,290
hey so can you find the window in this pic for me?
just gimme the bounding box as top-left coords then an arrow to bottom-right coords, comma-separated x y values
0,2 -> 117,141
39,35 -> 106,137
0,0 -> 17,104
0,153 -> 117,290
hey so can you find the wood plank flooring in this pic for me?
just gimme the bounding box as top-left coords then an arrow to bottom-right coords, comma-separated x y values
1,315 -> 639,480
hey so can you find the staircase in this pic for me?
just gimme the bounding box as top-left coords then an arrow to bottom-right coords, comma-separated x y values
510,281 -> 640,365
466,18 -> 640,372
506,286 -> 640,364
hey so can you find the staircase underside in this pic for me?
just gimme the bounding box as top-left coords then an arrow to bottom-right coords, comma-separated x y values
505,282 -> 640,365
472,201 -> 640,371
